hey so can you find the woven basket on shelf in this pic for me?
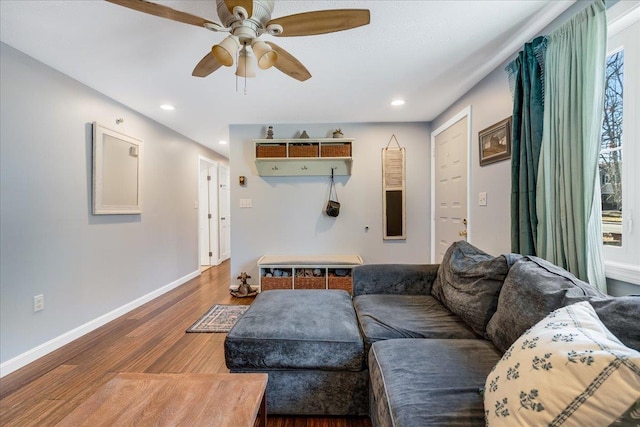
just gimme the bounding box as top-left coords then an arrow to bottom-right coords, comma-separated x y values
321,144 -> 351,158
261,277 -> 292,290
295,277 -> 326,289
256,144 -> 286,158
289,144 -> 319,157
328,276 -> 353,294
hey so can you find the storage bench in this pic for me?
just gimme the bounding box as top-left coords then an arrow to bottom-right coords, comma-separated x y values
257,255 -> 363,294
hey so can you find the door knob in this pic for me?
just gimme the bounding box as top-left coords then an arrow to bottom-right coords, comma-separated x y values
459,229 -> 468,237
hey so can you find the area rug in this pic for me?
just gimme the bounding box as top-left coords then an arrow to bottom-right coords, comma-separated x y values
186,304 -> 249,333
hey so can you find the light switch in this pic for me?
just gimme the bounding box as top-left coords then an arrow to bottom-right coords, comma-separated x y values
240,198 -> 253,208
479,192 -> 487,206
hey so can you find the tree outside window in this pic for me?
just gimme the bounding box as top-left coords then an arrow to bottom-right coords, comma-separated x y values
600,50 -> 623,247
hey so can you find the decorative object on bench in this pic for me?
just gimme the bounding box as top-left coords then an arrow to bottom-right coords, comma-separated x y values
326,169 -> 340,217
333,129 -> 344,138
187,304 -> 249,333
266,125 -> 274,139
230,272 -> 257,298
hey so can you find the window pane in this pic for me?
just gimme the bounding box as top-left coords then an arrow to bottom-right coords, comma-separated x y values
600,50 -> 623,247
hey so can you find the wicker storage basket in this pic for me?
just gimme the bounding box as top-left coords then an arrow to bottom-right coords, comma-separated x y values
321,143 -> 351,158
295,277 -> 326,289
328,276 -> 353,294
289,144 -> 319,158
256,144 -> 286,158
261,276 -> 292,291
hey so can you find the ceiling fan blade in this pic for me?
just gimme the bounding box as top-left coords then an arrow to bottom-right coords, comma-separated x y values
267,9 -> 370,37
106,0 -> 217,28
224,0 -> 253,18
192,52 -> 224,77
266,42 -> 311,82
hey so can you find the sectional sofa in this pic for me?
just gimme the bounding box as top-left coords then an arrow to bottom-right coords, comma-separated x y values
226,241 -> 640,426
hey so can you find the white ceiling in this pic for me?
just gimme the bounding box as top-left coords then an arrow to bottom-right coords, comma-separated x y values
0,1 -> 575,158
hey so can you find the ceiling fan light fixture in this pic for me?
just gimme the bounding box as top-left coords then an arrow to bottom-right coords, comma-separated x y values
251,40 -> 278,69
212,34 -> 240,67
235,47 -> 257,78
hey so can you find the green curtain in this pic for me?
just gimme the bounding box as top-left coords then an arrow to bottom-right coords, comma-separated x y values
536,0 -> 607,291
508,36 -> 547,256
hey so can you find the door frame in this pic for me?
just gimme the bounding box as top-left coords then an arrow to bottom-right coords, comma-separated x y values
198,155 -> 219,267
217,164 -> 231,263
430,105 -> 472,263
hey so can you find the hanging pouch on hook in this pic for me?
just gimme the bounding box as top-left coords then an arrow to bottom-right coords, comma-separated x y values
325,169 -> 340,217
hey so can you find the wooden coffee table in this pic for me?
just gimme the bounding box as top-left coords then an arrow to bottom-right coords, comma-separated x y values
57,372 -> 268,427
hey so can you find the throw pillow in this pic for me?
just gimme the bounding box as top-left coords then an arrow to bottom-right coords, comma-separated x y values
431,241 -> 518,336
484,301 -> 640,427
486,255 -> 605,352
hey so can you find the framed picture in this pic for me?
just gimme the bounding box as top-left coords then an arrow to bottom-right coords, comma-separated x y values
478,117 -> 512,166
92,123 -> 143,214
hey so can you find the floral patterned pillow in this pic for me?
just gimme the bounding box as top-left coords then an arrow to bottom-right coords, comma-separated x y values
484,301 -> 640,426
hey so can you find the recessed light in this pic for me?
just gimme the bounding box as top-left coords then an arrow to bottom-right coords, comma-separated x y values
391,99 -> 405,106
160,104 -> 175,111
219,140 -> 228,145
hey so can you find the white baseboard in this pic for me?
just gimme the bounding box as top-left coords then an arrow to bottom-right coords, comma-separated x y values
0,270 -> 200,378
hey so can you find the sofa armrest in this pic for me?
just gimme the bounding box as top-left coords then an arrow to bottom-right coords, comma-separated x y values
352,264 -> 439,297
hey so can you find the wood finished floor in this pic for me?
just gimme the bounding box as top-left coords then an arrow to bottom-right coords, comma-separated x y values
0,261 -> 372,427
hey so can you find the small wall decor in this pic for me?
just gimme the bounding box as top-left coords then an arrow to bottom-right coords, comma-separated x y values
382,134 -> 406,240
92,122 -> 143,215
479,117 -> 512,166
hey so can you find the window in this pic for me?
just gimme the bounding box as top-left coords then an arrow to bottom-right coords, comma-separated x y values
600,50 -> 623,247
602,3 -> 640,285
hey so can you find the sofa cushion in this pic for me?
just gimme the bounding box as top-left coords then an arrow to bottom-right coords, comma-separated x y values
589,296 -> 640,351
486,256 -> 605,352
353,294 -> 476,349
369,338 -> 502,427
484,301 -> 640,427
225,290 -> 364,371
431,241 -> 518,336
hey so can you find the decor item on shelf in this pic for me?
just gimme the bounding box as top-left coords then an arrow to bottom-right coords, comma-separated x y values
479,117 -> 512,166
325,169 -> 340,217
105,0 -> 370,84
266,125 -> 274,139
230,272 -> 257,297
333,129 -> 344,138
300,130 -> 309,139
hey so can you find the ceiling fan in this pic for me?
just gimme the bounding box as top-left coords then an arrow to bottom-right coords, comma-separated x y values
105,0 -> 371,82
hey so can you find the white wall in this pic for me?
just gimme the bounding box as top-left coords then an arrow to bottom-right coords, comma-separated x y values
0,43 -> 227,370
229,122 -> 431,282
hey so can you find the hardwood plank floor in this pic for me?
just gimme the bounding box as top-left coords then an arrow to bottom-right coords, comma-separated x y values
0,261 -> 372,427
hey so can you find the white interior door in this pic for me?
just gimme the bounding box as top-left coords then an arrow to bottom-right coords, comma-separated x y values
218,165 -> 231,262
431,108 -> 471,263
199,158 -> 219,266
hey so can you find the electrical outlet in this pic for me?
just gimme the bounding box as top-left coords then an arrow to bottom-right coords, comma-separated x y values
33,294 -> 44,312
479,192 -> 487,206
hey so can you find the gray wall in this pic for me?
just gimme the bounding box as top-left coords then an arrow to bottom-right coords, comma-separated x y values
229,122 -> 431,281
431,70 -> 513,256
0,43 -> 227,366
